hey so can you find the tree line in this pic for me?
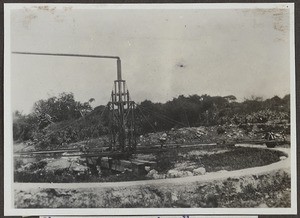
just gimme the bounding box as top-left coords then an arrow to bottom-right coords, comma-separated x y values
13,92 -> 290,148
135,94 -> 290,134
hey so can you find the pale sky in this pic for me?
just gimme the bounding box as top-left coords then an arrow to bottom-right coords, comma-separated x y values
9,4 -> 291,114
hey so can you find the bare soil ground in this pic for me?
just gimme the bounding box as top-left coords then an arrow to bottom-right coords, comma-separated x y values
14,144 -> 287,183
15,124 -> 289,152
13,145 -> 291,208
13,124 -> 291,208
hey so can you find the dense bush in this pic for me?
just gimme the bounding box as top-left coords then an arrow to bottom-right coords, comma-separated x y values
13,93 -> 290,149
13,92 -> 97,146
135,94 -> 290,133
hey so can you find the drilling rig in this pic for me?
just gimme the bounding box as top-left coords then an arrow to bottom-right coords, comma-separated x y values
13,52 -> 137,155
108,58 -> 136,153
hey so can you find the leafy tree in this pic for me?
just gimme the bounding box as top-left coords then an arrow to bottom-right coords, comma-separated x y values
33,92 -> 93,129
224,95 -> 237,102
13,111 -> 38,141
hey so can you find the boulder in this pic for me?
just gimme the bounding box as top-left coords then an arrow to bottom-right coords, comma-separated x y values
193,167 -> 206,175
167,170 -> 193,178
45,158 -> 71,171
183,171 -> 193,177
70,163 -> 89,174
152,173 -> 166,179
280,156 -> 287,160
146,169 -> 166,179
167,169 -> 181,178
146,169 -> 158,178
22,162 -> 35,171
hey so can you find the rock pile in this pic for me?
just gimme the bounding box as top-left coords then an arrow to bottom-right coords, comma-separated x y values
137,123 -> 289,146
146,167 -> 207,179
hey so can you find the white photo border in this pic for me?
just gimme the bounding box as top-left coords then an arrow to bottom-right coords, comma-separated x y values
3,2 -> 297,216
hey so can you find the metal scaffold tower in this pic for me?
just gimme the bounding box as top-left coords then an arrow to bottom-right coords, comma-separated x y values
108,59 -> 136,152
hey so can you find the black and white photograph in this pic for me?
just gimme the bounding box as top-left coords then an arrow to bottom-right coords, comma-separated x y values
3,3 -> 297,216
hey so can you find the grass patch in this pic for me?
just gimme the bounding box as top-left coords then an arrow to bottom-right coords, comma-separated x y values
200,147 -> 285,172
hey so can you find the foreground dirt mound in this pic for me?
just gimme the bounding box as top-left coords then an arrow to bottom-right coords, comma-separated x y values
14,169 -> 290,208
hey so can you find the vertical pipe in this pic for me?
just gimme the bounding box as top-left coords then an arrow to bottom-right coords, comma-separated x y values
111,91 -> 114,110
117,59 -> 122,80
127,90 -> 130,109
112,103 -> 116,148
132,103 -> 136,150
108,103 -> 113,151
117,59 -> 124,151
114,81 -> 117,102
123,82 -> 126,102
118,81 -> 122,102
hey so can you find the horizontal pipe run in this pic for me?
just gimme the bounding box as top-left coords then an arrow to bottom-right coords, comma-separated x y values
12,51 -> 120,60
